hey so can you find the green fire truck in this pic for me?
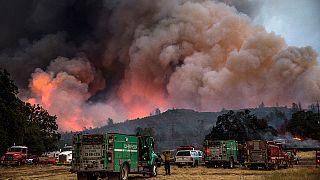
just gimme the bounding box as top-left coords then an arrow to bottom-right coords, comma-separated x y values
71,133 -> 158,180
203,140 -> 239,168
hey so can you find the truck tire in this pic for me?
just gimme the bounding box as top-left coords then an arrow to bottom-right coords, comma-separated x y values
149,164 -> 158,177
120,164 -> 129,180
108,173 -> 119,180
77,173 -> 97,180
77,173 -> 87,180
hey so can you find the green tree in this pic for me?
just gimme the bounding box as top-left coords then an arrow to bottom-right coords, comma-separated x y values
288,111 -> 320,140
107,118 -> 114,126
0,69 -> 27,155
205,110 -> 277,143
0,69 -> 60,155
24,104 -> 60,155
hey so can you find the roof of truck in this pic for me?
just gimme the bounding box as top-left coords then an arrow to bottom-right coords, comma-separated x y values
11,146 -> 27,148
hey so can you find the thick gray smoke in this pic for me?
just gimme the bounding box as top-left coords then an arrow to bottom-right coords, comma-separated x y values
0,0 -> 319,131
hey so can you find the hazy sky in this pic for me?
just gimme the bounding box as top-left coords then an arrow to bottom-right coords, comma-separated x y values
254,0 -> 320,57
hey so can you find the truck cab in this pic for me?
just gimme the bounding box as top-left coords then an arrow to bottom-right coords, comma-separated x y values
57,145 -> 73,165
1,146 -> 28,166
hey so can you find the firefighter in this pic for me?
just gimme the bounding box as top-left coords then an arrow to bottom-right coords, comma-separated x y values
289,152 -> 294,168
163,151 -> 171,175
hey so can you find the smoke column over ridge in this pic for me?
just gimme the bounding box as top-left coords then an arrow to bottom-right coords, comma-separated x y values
0,0 -> 319,131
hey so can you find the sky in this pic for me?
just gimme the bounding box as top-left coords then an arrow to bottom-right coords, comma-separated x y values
0,0 -> 319,131
254,0 -> 320,57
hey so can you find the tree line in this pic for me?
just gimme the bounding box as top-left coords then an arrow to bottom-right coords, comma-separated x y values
205,110 -> 278,143
0,69 -> 60,155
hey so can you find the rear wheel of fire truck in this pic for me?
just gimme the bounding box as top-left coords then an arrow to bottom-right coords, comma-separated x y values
229,158 -> 234,169
77,173 -> 97,180
120,163 -> 129,180
149,163 -> 158,177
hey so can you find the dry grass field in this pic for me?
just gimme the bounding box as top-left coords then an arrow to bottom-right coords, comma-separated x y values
0,151 -> 319,180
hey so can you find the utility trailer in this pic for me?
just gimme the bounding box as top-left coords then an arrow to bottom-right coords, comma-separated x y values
245,140 -> 288,169
71,133 -> 158,180
203,140 -> 238,168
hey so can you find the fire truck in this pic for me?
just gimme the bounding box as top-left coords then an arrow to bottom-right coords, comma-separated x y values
1,146 -> 28,166
57,145 -> 73,165
71,133 -> 158,180
245,140 -> 288,169
203,140 -> 238,168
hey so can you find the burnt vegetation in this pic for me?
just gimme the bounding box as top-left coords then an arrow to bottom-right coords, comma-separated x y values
0,69 -> 60,155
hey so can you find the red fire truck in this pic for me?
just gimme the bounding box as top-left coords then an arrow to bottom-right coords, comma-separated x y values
245,140 -> 288,169
1,146 -> 28,166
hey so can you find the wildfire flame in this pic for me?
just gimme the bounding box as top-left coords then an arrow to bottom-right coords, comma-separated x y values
293,136 -> 303,141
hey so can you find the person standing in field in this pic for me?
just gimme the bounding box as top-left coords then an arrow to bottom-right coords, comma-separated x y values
163,151 -> 171,175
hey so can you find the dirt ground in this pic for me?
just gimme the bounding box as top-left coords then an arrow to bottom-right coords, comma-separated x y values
0,151 -> 319,180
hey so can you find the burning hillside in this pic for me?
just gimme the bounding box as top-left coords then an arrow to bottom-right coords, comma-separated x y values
0,0 -> 319,131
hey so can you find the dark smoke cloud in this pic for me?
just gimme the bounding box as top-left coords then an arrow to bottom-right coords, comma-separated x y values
0,0 -> 319,131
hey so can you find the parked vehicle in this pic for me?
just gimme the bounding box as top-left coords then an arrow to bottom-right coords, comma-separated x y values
26,155 -> 39,165
203,140 -> 238,168
39,156 -> 57,165
245,140 -> 288,169
71,133 -> 158,180
1,146 -> 28,166
316,150 -> 320,165
57,145 -> 72,165
175,150 -> 203,167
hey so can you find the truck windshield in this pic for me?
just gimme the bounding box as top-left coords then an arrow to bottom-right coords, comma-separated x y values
8,148 -> 23,152
176,151 -> 191,156
83,135 -> 103,145
63,146 -> 72,151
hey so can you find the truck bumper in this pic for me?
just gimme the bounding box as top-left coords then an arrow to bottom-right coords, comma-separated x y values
57,161 -> 71,166
1,160 -> 19,165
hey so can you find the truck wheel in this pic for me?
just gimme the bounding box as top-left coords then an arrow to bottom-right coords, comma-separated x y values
77,173 -> 87,180
108,173 -> 119,180
149,164 -> 157,177
120,164 -> 129,180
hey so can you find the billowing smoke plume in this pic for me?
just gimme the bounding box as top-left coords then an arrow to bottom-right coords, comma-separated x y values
0,0 -> 319,131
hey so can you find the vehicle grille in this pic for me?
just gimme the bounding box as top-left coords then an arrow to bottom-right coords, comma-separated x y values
4,154 -> 13,160
59,155 -> 67,162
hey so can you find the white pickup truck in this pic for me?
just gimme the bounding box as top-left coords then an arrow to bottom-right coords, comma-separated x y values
175,150 -> 203,167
